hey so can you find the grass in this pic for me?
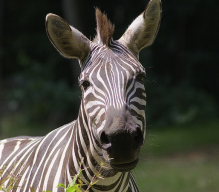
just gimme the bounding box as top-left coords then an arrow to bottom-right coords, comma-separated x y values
133,119 -> 219,192
135,156 -> 219,192
144,119 -> 219,155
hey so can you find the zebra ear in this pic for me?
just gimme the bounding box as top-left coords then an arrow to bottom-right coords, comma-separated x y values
46,13 -> 91,64
118,0 -> 162,55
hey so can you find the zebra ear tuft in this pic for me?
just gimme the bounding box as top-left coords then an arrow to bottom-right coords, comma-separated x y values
95,8 -> 115,46
45,13 -> 91,65
118,0 -> 162,55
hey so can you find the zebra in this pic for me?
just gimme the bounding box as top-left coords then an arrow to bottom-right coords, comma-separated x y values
0,0 -> 161,191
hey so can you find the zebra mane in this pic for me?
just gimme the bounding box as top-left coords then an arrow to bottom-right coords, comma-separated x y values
94,8 -> 115,46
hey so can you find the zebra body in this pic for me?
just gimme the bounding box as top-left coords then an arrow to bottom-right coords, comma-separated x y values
0,0 -> 162,191
0,120 -> 138,191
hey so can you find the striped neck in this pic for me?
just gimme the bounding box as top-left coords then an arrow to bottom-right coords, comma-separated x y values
69,102 -> 132,191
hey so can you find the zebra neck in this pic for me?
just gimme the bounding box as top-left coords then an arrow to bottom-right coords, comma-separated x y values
69,108 -> 132,191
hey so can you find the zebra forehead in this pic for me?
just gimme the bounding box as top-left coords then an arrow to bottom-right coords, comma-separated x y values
82,42 -> 144,74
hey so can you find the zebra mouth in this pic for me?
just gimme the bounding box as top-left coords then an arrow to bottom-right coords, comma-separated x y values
110,158 -> 139,172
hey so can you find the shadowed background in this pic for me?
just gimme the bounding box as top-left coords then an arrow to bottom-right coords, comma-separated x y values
0,0 -> 219,191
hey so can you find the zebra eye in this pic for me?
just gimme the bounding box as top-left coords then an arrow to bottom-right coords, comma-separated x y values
136,73 -> 146,83
81,80 -> 90,90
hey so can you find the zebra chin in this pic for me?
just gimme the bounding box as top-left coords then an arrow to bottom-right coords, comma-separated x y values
101,143 -> 141,172
110,158 -> 139,172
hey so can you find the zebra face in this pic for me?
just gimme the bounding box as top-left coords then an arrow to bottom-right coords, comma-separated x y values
79,42 -> 146,172
46,0 -> 161,172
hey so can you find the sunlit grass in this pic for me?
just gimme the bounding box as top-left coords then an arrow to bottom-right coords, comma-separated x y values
134,119 -> 219,192
144,119 -> 219,156
135,156 -> 219,192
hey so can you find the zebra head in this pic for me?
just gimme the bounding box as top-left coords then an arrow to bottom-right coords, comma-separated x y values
46,0 -> 161,172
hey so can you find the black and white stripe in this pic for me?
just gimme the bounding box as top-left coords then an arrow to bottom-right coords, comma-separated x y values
0,0 -> 162,191
0,41 -> 145,192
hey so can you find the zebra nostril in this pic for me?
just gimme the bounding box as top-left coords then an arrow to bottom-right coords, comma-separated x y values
134,128 -> 144,148
100,131 -> 110,145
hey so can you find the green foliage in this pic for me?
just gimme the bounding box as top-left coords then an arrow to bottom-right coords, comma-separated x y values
136,155 -> 219,192
135,120 -> 219,192
57,158 -> 84,192
57,157 -> 105,192
144,119 -> 219,156
146,82 -> 218,126
0,114 -> 47,138
4,59 -> 81,123
0,164 -> 23,192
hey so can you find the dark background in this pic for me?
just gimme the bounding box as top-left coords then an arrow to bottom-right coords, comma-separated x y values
0,0 -> 218,138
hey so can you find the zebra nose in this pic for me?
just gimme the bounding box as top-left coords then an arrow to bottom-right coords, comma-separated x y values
133,127 -> 144,148
100,127 -> 143,151
100,131 -> 111,150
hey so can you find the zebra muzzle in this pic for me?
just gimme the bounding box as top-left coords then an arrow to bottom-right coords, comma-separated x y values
100,126 -> 143,171
99,106 -> 144,171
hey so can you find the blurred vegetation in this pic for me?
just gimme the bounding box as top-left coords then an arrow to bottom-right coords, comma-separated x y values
0,0 -> 219,138
137,155 -> 219,192
135,120 -> 219,192
144,120 -> 219,156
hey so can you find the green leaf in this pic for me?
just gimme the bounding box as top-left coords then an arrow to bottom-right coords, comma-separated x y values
57,183 -> 66,189
69,178 -> 77,188
1,187 -> 7,192
69,169 -> 83,187
66,186 -> 76,192
66,185 -> 82,192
